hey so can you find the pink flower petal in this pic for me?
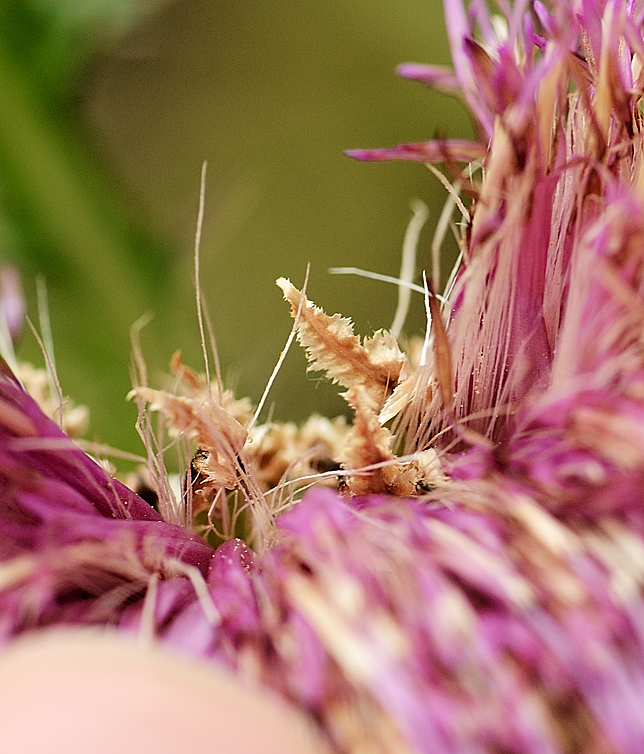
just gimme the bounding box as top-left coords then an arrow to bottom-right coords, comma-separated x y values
345,139 -> 486,164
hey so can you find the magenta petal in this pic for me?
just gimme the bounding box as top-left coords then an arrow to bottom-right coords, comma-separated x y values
443,0 -> 495,135
208,539 -> 261,637
396,63 -> 461,95
0,363 -> 213,638
0,363 -> 156,522
346,139 -> 486,164
463,38 -> 526,116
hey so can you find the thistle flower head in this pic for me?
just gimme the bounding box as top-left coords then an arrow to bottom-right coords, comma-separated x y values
3,1 -> 644,753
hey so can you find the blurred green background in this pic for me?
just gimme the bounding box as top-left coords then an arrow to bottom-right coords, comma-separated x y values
0,0 -> 472,454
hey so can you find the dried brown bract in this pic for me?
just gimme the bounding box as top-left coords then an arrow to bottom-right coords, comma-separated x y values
248,414 -> 347,492
129,387 -> 248,491
277,278 -> 407,408
278,280 -> 447,497
340,387 -> 443,496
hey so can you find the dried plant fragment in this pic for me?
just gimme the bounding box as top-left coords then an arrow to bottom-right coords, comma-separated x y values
130,384 -> 272,546
338,387 -> 396,495
169,350 -> 208,392
339,387 -> 443,496
130,387 -> 247,491
427,292 -> 453,410
248,414 -> 347,493
170,351 -> 254,426
277,278 -> 406,408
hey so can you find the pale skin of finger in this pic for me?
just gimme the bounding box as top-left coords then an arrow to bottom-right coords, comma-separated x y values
0,630 -> 329,754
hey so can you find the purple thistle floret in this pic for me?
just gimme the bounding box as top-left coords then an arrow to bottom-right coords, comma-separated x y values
3,1 -> 644,752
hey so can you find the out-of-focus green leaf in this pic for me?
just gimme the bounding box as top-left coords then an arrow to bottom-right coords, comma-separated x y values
0,0 -> 160,105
